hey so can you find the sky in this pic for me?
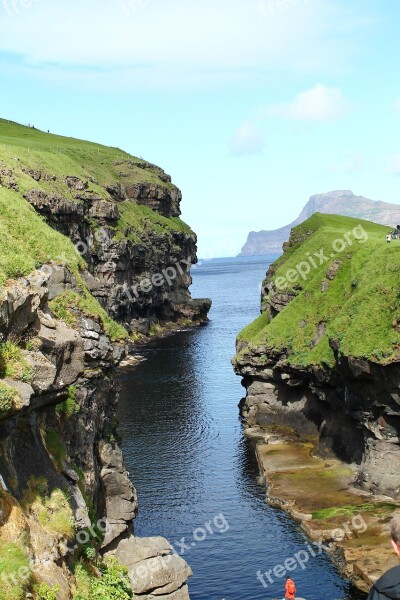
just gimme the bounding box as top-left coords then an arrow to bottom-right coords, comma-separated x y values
0,0 -> 399,257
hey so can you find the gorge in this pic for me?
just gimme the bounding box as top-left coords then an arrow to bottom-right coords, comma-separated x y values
1,118 -> 398,600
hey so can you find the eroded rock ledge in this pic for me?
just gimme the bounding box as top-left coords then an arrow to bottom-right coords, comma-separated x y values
0,265 -> 193,598
233,215 -> 400,591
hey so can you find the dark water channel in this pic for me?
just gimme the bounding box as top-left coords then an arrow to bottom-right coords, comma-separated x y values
118,257 -> 365,600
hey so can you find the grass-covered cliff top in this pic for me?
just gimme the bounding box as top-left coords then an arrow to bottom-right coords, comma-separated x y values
0,118 -> 172,192
0,118 -> 193,239
238,213 -> 400,367
1,120 -> 188,339
0,118 -> 193,284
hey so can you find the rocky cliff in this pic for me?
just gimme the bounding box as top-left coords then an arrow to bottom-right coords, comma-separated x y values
0,119 -> 210,598
239,190 -> 400,256
234,213 -> 400,589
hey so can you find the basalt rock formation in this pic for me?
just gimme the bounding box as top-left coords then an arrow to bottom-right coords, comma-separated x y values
235,213 -> 400,497
0,119 -> 210,598
234,213 -> 400,589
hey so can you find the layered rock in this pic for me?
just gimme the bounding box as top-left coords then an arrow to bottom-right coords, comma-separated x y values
0,264 -> 193,598
106,536 -> 191,599
234,213 -> 400,589
0,121 -> 204,598
235,349 -> 400,497
22,173 -> 210,333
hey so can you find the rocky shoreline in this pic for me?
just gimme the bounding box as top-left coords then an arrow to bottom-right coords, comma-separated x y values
234,325 -> 400,594
233,215 -> 400,594
243,422 -> 399,593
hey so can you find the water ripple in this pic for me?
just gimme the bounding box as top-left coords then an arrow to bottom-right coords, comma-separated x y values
118,258 -> 365,600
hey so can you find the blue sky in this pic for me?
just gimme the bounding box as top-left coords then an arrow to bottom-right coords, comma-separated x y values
0,0 -> 399,256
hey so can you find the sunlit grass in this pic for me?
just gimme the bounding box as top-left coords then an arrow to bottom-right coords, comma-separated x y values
238,213 -> 399,365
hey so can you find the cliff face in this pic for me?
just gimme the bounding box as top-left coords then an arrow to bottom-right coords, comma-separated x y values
23,166 -> 208,331
234,213 -> 400,589
0,119 -> 210,333
0,267 -> 136,594
235,344 -> 400,496
235,213 -> 400,496
239,190 -> 400,256
0,120 -> 209,598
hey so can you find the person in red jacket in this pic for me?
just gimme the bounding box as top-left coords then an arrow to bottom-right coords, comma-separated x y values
285,576 -> 296,599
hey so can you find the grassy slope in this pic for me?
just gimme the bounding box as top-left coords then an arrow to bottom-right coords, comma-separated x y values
0,118 -> 198,339
116,202 -> 193,244
0,120 -> 141,340
0,118 -> 192,236
0,188 -> 84,285
238,213 -> 400,367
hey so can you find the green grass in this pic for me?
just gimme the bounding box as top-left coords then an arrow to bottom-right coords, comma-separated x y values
238,213 -> 399,366
34,583 -> 60,600
0,341 -> 32,382
0,187 -> 85,287
0,542 -> 31,600
56,385 -> 80,418
23,477 -> 75,540
0,381 -> 20,417
0,116 -> 170,191
73,558 -> 132,600
0,118 -> 178,207
49,290 -> 128,341
312,502 -> 398,520
36,488 -> 75,539
237,311 -> 270,343
115,201 -> 193,243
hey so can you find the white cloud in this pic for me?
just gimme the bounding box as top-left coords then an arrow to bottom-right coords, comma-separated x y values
0,0 -> 372,89
265,84 -> 349,121
230,123 -> 264,156
388,155 -> 400,175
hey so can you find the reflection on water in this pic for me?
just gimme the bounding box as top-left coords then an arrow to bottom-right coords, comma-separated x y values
117,257 -> 366,600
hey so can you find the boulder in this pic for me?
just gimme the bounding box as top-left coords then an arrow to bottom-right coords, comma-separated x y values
106,535 -> 192,598
88,200 -> 119,221
65,176 -> 88,191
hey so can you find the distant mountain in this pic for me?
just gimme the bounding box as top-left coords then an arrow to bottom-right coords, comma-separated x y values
239,190 -> 400,256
